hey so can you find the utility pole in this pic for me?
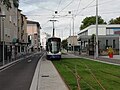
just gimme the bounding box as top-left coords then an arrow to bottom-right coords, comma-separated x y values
0,15 -> 6,65
70,22 -> 71,37
72,15 -> 75,53
70,22 -> 72,51
2,18 -> 5,65
68,11 -> 75,53
49,20 -> 57,37
95,0 -> 99,58
119,36 -> 120,55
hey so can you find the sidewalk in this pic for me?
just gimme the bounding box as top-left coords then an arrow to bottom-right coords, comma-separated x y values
0,52 -> 36,70
30,55 -> 69,90
0,52 -> 34,67
100,55 -> 120,60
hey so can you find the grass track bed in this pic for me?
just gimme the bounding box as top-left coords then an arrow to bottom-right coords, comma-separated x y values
53,58 -> 120,90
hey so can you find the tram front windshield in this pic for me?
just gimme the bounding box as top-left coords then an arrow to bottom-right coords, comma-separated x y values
50,41 -> 60,53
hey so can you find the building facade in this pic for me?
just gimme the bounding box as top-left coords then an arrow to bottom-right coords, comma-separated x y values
77,25 -> 120,55
0,1 -> 18,61
67,36 -> 80,51
17,9 -> 28,54
27,20 -> 41,52
67,36 -> 78,46
41,32 -> 51,49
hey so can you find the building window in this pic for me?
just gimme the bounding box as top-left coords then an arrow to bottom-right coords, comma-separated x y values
113,40 -> 115,48
106,28 -> 114,35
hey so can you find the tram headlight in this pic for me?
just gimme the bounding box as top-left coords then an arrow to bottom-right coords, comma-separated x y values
48,52 -> 52,54
58,52 -> 61,54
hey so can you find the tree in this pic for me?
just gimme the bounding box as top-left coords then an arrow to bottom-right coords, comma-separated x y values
62,39 -> 68,49
80,16 -> 106,30
1,0 -> 19,10
109,17 -> 120,24
13,0 -> 19,8
1,0 -> 11,10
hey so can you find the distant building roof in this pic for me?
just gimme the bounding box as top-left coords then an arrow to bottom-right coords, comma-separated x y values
78,24 -> 120,35
27,20 -> 41,29
18,9 -> 22,12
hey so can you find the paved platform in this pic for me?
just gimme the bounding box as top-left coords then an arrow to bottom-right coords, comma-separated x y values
62,50 -> 120,65
100,55 -> 120,60
30,55 -> 69,90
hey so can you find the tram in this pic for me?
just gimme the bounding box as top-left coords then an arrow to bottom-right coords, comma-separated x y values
46,37 -> 61,60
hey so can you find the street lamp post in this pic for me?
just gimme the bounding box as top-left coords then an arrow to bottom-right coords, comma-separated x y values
68,11 -> 75,53
49,20 -> 57,37
69,22 -> 72,51
0,15 -> 6,65
119,35 -> 120,55
95,0 -> 99,58
72,15 -> 75,53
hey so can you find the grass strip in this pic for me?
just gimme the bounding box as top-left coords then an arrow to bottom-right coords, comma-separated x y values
53,58 -> 120,90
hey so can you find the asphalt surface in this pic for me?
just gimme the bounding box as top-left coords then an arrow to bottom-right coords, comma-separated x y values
0,52 -> 44,90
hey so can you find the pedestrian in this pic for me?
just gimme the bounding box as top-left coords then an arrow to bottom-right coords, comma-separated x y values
79,48 -> 81,55
67,48 -> 68,52
15,51 -> 17,60
8,50 -> 11,61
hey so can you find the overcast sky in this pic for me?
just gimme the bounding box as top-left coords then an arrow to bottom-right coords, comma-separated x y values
19,0 -> 120,40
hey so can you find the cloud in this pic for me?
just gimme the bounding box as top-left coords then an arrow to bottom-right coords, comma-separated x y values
19,0 -> 120,40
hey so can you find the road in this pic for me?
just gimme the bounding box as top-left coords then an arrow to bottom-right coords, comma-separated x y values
0,52 -> 44,90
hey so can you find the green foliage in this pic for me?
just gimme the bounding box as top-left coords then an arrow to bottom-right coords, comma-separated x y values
62,39 -> 68,49
1,0 -> 11,10
80,16 -> 106,30
53,58 -> 120,90
109,17 -> 120,24
13,0 -> 19,8
1,0 -> 19,10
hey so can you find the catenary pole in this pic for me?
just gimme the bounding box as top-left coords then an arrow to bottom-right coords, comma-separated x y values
0,15 -> 6,65
49,20 -> 57,37
95,0 -> 99,58
72,14 -> 75,53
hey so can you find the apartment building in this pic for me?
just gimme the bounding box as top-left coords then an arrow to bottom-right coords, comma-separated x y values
27,20 -> 41,52
0,1 -> 18,61
17,11 -> 28,53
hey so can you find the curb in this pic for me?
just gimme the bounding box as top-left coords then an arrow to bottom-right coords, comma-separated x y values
81,56 -> 120,66
52,62 -> 70,90
30,53 -> 45,90
67,53 -> 120,66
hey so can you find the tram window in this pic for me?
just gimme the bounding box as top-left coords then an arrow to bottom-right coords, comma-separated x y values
49,41 -> 60,53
